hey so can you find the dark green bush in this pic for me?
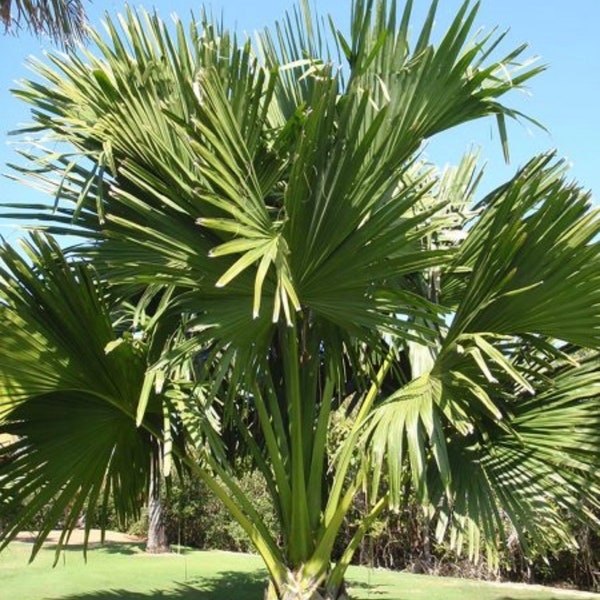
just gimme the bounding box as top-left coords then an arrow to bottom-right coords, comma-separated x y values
162,469 -> 277,553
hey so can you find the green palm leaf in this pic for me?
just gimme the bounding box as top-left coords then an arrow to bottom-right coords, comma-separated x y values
436,354 -> 600,563
0,235 -> 156,561
445,153 -> 600,346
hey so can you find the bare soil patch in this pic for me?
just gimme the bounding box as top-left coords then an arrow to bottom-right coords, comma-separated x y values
14,529 -> 144,545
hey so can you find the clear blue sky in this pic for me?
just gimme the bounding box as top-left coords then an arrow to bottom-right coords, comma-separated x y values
1,0 -> 598,241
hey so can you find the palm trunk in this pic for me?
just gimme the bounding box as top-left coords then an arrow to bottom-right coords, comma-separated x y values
264,573 -> 350,600
146,458 -> 169,554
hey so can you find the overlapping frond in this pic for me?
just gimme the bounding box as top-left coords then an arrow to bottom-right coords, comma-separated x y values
435,354 -> 600,564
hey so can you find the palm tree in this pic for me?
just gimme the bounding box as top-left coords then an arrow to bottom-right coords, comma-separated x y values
2,2 -> 600,599
0,0 -> 86,45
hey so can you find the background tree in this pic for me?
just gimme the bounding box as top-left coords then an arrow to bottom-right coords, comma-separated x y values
1,2 -> 600,600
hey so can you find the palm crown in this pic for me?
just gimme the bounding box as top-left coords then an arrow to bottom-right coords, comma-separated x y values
1,2 -> 600,599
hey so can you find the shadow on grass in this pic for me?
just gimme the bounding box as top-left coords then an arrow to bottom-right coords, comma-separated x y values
346,578 -> 390,598
54,572 -> 390,600
56,570 -> 266,600
45,543 -> 145,556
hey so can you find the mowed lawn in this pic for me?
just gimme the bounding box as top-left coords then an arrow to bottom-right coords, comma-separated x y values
1,540 -> 599,600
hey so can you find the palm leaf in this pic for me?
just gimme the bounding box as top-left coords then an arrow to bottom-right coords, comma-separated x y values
0,0 -> 86,45
445,153 -> 600,347
435,354 -> 600,563
0,235 -> 159,560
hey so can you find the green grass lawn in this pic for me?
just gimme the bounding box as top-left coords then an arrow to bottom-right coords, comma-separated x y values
1,541 -> 598,600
